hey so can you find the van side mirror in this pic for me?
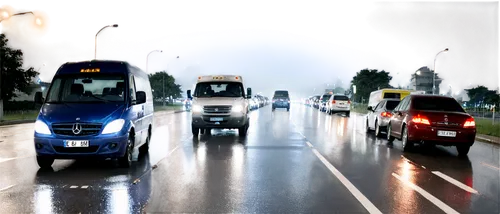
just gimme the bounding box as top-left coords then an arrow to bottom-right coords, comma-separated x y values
34,92 -> 44,104
187,90 -> 192,99
247,88 -> 252,99
136,91 -> 146,104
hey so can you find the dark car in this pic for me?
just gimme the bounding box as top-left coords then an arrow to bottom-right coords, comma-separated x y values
272,90 -> 290,111
387,95 -> 476,156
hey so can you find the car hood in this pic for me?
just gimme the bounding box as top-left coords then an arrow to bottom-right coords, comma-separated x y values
193,97 -> 245,106
38,103 -> 126,124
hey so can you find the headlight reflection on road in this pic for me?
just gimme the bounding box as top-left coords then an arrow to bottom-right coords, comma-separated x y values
34,185 -> 54,214
107,187 -> 131,214
196,143 -> 207,164
231,145 -> 245,179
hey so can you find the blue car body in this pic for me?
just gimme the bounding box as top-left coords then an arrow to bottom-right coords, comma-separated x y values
34,60 -> 154,162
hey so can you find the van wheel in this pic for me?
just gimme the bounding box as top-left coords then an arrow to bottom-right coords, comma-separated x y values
239,124 -> 249,136
287,108 -> 290,112
192,126 -> 199,136
204,128 -> 212,135
139,128 -> 151,156
37,156 -> 54,168
119,134 -> 134,168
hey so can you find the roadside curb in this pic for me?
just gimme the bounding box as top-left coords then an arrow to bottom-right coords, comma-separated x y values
352,111 -> 500,146
0,110 -> 186,127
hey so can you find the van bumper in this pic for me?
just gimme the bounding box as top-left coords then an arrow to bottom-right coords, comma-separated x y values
192,115 -> 248,129
34,133 -> 129,159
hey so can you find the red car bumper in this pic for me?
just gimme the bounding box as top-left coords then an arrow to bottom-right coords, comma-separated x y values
407,124 -> 476,146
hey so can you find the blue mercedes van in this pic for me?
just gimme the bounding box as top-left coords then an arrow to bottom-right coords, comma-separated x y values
33,60 -> 154,168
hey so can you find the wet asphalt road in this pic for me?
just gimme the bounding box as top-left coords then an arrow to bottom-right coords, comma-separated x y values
0,104 -> 499,213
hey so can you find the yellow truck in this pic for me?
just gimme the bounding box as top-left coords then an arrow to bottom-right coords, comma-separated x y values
368,89 -> 411,108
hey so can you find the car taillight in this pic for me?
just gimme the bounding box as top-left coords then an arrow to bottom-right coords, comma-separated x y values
381,112 -> 392,117
463,117 -> 476,128
412,114 -> 430,125
332,100 -> 336,104
347,100 -> 351,104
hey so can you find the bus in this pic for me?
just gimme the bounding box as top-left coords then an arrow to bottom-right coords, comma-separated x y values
368,89 -> 411,108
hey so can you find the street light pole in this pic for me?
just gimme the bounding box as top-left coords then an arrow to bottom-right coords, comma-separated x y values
146,50 -> 162,73
433,48 -> 449,95
95,24 -> 118,59
92,22 -> 117,58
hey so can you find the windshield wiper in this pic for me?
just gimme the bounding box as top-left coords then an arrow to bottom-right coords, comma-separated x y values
88,94 -> 110,103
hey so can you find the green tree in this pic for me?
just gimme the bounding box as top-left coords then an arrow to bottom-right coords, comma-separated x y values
148,71 -> 182,101
350,69 -> 393,103
0,34 -> 39,101
333,86 -> 345,94
465,85 -> 500,109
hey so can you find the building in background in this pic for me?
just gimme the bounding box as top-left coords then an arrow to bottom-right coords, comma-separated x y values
410,66 -> 442,94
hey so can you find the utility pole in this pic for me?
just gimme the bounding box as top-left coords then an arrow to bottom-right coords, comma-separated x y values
162,71 -> 165,106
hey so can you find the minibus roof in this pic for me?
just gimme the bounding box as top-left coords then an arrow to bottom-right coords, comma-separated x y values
56,60 -> 130,75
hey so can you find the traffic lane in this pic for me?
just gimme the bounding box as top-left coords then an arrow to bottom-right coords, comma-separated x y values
0,123 -> 36,162
293,104 -> 500,213
0,112 -> 186,213
146,107 -> 369,213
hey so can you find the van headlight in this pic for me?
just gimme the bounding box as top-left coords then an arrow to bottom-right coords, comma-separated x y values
192,105 -> 203,113
232,105 -> 244,113
35,120 -> 51,135
102,119 -> 125,134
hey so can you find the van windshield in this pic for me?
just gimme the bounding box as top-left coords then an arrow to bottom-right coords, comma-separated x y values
194,82 -> 244,98
45,74 -> 126,103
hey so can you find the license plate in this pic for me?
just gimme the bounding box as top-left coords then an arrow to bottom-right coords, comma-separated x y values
437,130 -> 456,137
210,117 -> 223,122
65,140 -> 90,147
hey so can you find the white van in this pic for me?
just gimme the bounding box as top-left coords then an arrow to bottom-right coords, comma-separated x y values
187,75 -> 252,137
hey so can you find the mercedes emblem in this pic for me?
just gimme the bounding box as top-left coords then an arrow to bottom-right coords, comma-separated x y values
72,123 -> 82,135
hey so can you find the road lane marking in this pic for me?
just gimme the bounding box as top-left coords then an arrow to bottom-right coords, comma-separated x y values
306,142 -> 313,148
70,186 -> 78,189
392,173 -> 459,214
168,145 -> 180,156
481,162 -> 500,170
0,185 -> 15,192
81,186 -> 89,189
311,148 -> 382,214
0,154 -> 34,163
431,171 -> 478,194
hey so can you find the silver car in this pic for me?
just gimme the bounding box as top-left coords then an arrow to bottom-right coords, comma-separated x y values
365,98 -> 401,137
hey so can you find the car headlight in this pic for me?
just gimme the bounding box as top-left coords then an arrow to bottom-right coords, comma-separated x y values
102,119 -> 125,134
232,105 -> 244,113
192,105 -> 203,113
35,120 -> 51,135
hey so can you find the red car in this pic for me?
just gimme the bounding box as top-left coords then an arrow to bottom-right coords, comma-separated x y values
387,94 -> 476,156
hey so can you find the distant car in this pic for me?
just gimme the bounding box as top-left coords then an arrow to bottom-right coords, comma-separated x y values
311,95 -> 321,109
249,98 -> 259,110
366,98 -> 400,137
326,94 -> 351,117
272,90 -> 290,111
387,95 -> 476,156
319,94 -> 332,112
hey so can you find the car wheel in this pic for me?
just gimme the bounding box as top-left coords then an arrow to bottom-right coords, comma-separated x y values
287,108 -> 290,112
402,126 -> 413,152
456,145 -> 471,157
272,107 -> 275,111
387,123 -> 395,142
36,156 -> 54,168
375,121 -> 382,138
345,111 -> 350,117
119,134 -> 134,168
192,125 -> 199,136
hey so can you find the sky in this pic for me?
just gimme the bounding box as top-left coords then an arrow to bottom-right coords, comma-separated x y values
106,30 -> 406,98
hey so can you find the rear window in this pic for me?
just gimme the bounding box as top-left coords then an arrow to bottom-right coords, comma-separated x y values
386,100 -> 400,110
274,91 -> 289,98
384,92 -> 401,99
333,95 -> 349,101
412,97 -> 465,112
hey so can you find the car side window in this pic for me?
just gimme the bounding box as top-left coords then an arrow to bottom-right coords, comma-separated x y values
399,97 -> 410,111
129,75 -> 137,102
375,101 -> 384,111
394,98 -> 406,111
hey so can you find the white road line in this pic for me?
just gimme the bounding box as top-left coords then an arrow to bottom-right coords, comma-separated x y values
81,186 -> 89,189
306,142 -> 313,148
481,162 -> 500,171
431,171 -> 478,194
168,145 -> 179,156
0,184 -> 15,192
392,173 -> 459,214
0,154 -> 34,163
70,186 -> 78,189
311,148 -> 382,214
